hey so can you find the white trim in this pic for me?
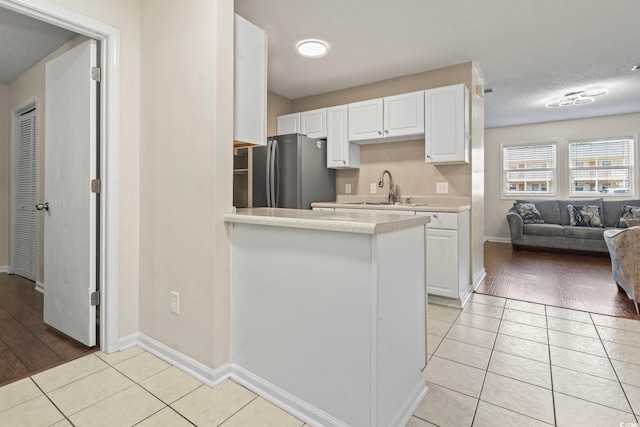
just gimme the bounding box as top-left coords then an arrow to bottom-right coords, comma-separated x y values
10,96 -> 38,281
136,333 -> 231,388
35,281 -> 44,294
118,333 -> 138,351
473,268 -> 486,290
1,0 -> 121,353
0,266 -> 8,273
484,237 -> 512,244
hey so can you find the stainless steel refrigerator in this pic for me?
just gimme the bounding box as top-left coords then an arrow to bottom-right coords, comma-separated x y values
252,133 -> 336,209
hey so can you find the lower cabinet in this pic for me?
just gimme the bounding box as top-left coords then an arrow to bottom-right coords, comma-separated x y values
417,210 -> 471,307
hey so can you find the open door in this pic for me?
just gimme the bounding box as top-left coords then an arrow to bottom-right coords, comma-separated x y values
43,39 -> 98,347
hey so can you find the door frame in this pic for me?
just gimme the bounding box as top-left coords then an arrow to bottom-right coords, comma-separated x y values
9,96 -> 39,284
1,0 -> 121,353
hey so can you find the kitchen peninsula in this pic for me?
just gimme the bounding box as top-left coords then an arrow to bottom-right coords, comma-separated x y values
224,208 -> 429,427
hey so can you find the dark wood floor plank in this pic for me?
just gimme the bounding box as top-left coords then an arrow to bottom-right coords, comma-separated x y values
0,349 -> 30,387
0,287 -> 45,328
477,242 -> 640,319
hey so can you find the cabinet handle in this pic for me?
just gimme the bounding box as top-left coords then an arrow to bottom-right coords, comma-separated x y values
377,131 -> 382,135
432,214 -> 438,218
342,160 -> 346,164
426,154 -> 432,159
384,130 -> 389,134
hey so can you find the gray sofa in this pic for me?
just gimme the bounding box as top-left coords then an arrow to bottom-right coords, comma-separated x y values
507,198 -> 640,252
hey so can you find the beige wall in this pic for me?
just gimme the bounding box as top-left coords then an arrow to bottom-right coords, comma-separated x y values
8,35 -> 89,284
46,0 -> 142,338
0,84 -> 8,268
485,112 -> 640,241
267,90 -> 292,136
139,0 -> 233,367
286,62 -> 474,198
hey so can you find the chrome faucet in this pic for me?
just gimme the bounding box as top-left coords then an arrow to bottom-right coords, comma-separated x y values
378,170 -> 396,203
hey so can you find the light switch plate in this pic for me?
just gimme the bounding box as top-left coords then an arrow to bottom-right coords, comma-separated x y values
370,183 -> 377,194
436,182 -> 449,194
345,183 -> 352,194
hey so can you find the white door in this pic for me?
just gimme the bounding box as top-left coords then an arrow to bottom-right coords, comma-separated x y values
43,39 -> 98,347
14,109 -> 38,281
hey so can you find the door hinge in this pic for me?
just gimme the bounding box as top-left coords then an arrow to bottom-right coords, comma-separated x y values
91,67 -> 101,82
91,179 -> 101,194
90,291 -> 100,306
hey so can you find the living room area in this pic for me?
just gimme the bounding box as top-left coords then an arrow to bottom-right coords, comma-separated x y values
482,112 -> 640,321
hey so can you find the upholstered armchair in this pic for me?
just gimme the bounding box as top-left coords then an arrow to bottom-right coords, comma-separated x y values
604,226 -> 640,314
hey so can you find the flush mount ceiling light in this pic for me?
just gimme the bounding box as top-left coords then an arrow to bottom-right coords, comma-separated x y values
545,89 -> 609,108
296,39 -> 328,58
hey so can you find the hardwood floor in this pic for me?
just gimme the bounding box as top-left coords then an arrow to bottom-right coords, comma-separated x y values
0,273 -> 97,387
477,242 -> 640,320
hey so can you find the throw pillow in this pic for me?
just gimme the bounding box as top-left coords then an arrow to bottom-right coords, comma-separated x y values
514,202 -> 544,224
617,205 -> 640,228
567,205 -> 604,227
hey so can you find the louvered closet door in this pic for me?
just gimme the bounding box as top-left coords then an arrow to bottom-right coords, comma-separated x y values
15,109 -> 37,281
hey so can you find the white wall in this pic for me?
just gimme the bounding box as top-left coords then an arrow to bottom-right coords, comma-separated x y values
485,113 -> 640,241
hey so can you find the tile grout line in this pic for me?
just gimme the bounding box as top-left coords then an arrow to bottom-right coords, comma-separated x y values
29,376 -> 74,427
545,303 -> 558,427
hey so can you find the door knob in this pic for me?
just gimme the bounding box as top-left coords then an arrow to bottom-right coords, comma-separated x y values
36,202 -> 50,211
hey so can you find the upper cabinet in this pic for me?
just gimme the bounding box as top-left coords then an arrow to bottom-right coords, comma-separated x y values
326,105 -> 360,169
348,91 -> 424,143
424,83 -> 469,164
277,109 -> 327,138
234,14 -> 267,147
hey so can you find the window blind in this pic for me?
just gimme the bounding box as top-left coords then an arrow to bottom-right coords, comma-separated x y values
502,143 -> 556,196
568,137 -> 633,195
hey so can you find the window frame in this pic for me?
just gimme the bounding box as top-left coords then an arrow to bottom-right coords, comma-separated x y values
501,141 -> 558,198
567,136 -> 634,198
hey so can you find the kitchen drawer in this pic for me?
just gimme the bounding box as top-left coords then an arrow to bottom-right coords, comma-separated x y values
416,211 -> 458,230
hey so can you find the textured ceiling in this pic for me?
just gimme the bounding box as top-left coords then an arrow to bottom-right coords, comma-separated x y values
0,7 -> 76,84
235,0 -> 640,128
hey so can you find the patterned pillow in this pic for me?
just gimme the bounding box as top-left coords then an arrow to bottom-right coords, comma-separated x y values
567,205 -> 604,227
514,202 -> 544,224
617,205 -> 640,228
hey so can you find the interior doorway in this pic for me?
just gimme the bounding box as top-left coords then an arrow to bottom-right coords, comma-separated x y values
0,0 -> 121,354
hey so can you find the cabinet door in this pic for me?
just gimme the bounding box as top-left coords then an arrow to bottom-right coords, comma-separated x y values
348,98 -> 383,141
425,228 -> 458,298
384,91 -> 424,138
277,113 -> 300,135
327,105 -> 360,169
234,14 -> 267,146
300,108 -> 327,139
425,84 -> 469,164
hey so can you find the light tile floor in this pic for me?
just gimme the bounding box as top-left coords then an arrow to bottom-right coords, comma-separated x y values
2,293 -> 640,426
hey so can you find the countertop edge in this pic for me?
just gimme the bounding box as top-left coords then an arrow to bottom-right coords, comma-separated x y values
224,211 -> 429,235
311,202 -> 471,213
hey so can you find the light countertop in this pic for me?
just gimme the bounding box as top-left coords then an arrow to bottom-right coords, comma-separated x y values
224,207 -> 429,235
311,195 -> 471,213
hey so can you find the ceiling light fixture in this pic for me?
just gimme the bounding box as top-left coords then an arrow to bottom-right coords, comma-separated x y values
545,89 -> 609,108
296,39 -> 328,58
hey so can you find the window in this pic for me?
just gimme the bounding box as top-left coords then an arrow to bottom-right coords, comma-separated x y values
568,137 -> 633,196
502,143 -> 556,196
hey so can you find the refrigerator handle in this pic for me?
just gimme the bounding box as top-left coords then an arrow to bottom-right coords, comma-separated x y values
265,139 -> 272,207
273,139 -> 279,207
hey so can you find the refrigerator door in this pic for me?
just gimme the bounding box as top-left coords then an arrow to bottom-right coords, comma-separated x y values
299,136 -> 336,208
274,133 -> 301,209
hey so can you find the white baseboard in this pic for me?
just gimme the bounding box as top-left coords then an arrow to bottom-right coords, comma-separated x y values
0,266 -> 8,274
484,237 -> 511,244
117,334 -> 425,427
35,281 -> 44,294
473,268 -> 487,291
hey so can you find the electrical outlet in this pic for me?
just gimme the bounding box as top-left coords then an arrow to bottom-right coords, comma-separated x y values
370,183 -> 377,194
170,291 -> 180,314
436,182 -> 449,194
345,183 -> 352,194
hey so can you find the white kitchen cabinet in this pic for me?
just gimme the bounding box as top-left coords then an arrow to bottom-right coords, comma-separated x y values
417,210 -> 471,307
234,14 -> 267,147
276,112 -> 300,136
348,91 -> 424,143
277,108 -> 328,138
424,83 -> 469,164
311,207 -> 334,212
326,105 -> 360,169
300,108 -> 327,138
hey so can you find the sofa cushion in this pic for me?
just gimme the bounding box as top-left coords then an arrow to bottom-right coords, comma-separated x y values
567,204 -> 604,227
514,203 -> 544,224
617,205 -> 640,228
516,199 -> 561,224
603,199 -> 640,227
564,226 -> 610,240
559,198 -> 602,225
523,223 -> 565,237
